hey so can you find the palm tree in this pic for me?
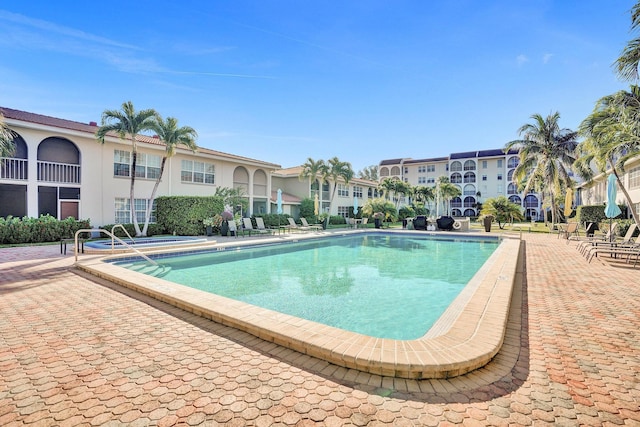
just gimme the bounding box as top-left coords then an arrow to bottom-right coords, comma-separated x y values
505,112 -> 578,225
357,165 -> 379,181
378,177 -> 397,201
480,196 -> 525,229
435,176 -> 462,216
414,185 -> 436,214
0,112 -> 16,158
145,115 -> 198,236
614,2 -> 640,81
323,157 -> 354,218
96,101 -> 159,236
577,86 -> 640,227
298,158 -> 327,200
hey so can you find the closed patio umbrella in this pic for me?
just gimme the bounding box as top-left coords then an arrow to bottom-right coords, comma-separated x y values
604,174 -> 622,242
276,188 -> 283,214
314,193 -> 319,216
564,188 -> 573,217
353,196 -> 358,216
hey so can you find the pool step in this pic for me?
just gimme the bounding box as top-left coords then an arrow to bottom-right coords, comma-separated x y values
83,239 -> 216,255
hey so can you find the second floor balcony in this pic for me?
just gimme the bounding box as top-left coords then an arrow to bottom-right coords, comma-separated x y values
37,160 -> 81,184
1,158 -> 28,180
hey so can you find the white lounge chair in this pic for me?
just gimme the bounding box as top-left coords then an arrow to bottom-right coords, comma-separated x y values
287,217 -> 309,232
243,218 -> 271,236
301,217 -> 322,231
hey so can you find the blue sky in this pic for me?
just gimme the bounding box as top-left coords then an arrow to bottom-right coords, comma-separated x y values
0,1 -> 636,173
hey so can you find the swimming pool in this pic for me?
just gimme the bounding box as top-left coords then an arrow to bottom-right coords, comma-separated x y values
76,230 -> 521,378
114,234 -> 499,340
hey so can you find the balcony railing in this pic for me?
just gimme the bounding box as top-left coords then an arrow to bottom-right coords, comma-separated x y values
1,158 -> 28,180
37,160 -> 81,184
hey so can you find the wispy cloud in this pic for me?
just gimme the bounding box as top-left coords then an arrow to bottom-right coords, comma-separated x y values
516,54 -> 529,66
0,10 -> 275,79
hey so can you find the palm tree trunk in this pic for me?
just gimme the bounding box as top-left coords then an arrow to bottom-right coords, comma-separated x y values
130,149 -> 142,236
141,157 -> 167,237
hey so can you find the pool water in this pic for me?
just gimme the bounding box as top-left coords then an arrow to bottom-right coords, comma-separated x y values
116,233 -> 499,340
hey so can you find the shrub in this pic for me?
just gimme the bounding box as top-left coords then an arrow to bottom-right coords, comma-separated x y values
0,215 -> 90,244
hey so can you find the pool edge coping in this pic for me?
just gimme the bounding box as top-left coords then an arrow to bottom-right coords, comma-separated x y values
74,231 -> 520,379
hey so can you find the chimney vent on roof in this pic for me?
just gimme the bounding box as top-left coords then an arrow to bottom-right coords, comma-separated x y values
89,121 -> 97,126
153,135 -> 159,139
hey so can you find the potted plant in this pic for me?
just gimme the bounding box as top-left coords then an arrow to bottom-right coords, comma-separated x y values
317,213 -> 329,230
220,210 -> 233,236
373,212 -> 384,229
480,214 -> 494,232
203,217 -> 217,236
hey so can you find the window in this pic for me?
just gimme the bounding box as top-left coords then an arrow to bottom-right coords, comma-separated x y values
135,152 -> 161,179
427,165 -> 435,172
463,172 -> 476,183
353,186 -> 363,197
463,160 -> 476,171
418,166 -> 426,173
629,167 -> 640,189
497,159 -> 503,168
450,172 -> 462,184
427,177 -> 435,184
113,150 -> 130,177
497,173 -> 503,180
450,161 -> 462,172
404,167 -> 408,174
418,177 -> 426,184
482,160 -> 487,169
181,160 -> 215,184
114,197 -> 156,224
508,156 -> 519,169
482,175 -> 487,181
338,206 -> 349,218
337,184 -> 349,197
114,150 -> 161,179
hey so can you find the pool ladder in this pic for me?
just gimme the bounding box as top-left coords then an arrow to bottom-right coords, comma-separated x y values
73,228 -> 158,266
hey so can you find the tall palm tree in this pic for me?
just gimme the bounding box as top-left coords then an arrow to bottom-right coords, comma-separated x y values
615,2 -> 640,81
505,112 -> 578,225
357,165 -> 379,181
323,157 -> 354,217
0,112 -> 16,158
378,177 -> 397,201
96,101 -> 159,236
435,176 -> 462,216
145,115 -> 198,236
577,86 -> 640,226
298,157 -> 327,200
414,185 -> 436,213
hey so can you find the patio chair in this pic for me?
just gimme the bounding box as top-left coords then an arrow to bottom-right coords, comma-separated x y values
300,217 -> 323,231
559,222 -> 579,240
255,217 -> 275,235
576,222 -> 619,254
242,218 -> 271,236
585,236 -> 640,266
227,219 -> 243,238
583,224 -> 638,258
287,217 -> 309,232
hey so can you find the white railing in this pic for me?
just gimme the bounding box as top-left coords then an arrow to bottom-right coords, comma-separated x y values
74,228 -> 157,266
0,158 -> 28,180
37,160 -> 81,184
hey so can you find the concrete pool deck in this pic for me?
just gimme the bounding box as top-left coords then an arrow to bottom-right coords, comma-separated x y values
74,230 -> 518,380
1,232 -> 639,425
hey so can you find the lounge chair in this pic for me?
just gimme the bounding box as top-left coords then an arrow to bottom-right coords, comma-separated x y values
287,217 -> 309,232
576,222 -> 619,254
242,218 -> 271,236
585,236 -> 640,266
560,222 -> 579,240
255,217 -> 275,234
301,217 -> 323,231
227,220 -> 243,237
584,224 -> 639,259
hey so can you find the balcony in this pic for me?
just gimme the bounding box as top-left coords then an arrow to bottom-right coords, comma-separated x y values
0,158 -> 28,180
37,160 -> 81,184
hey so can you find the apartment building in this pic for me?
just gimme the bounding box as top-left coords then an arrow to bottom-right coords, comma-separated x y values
379,148 -> 544,219
0,107 -> 378,224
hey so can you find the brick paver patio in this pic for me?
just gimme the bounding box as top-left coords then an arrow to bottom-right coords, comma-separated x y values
1,233 -> 639,426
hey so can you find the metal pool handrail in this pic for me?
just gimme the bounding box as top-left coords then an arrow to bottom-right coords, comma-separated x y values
73,228 -> 158,266
111,224 -> 135,252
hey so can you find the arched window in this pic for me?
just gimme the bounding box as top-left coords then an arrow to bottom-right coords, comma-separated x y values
507,156 -> 519,169
509,195 -> 522,205
233,166 -> 249,194
463,160 -> 476,171
507,183 -> 518,194
463,172 -> 476,183
450,161 -> 462,172
379,167 -> 389,177
390,166 -> 401,176
507,169 -> 515,182
450,172 -> 462,183
253,169 -> 267,196
524,194 -> 539,208
451,209 -> 462,217
38,137 -> 80,183
463,196 -> 475,208
463,208 -> 476,217
463,184 -> 475,195
450,197 -> 462,208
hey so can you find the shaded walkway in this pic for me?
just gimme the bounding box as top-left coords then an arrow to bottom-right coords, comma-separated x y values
1,234 -> 639,425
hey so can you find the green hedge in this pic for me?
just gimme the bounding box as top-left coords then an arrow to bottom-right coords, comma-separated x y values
0,215 -> 91,244
155,196 -> 225,236
253,213 -> 291,228
101,223 -> 165,238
